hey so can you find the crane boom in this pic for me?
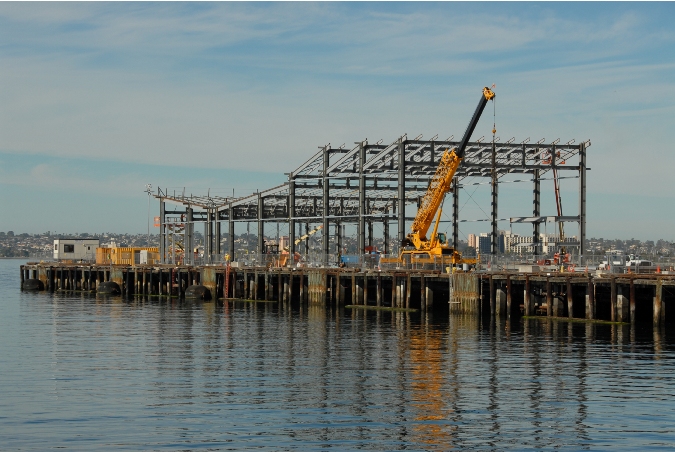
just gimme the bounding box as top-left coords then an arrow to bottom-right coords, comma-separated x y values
406,87 -> 495,253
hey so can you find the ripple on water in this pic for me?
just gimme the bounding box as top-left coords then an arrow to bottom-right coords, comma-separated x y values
2,260 -> 675,450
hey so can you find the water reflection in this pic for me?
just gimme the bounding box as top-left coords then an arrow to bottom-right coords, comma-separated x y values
409,326 -> 453,450
7,282 -> 675,449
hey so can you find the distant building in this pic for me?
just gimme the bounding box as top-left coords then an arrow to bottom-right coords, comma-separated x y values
504,233 -> 578,254
53,238 -> 99,261
478,233 -> 490,255
468,233 -> 476,248
476,232 -> 505,254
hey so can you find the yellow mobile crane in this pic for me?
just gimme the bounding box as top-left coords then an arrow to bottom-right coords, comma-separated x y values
400,87 -> 495,267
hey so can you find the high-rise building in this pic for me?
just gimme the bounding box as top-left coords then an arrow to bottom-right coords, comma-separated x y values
478,233 -> 490,255
468,233 -> 476,248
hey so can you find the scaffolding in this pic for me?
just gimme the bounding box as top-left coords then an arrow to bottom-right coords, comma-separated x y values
155,135 -> 589,265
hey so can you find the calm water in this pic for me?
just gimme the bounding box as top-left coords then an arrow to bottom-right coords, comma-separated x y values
2,260 -> 675,450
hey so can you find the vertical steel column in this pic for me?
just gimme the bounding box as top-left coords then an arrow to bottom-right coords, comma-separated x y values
159,199 -> 165,263
184,207 -> 193,265
358,141 -> 366,255
305,223 -> 310,255
215,210 -> 221,256
322,146 -> 330,262
257,193 -> 264,254
204,211 -> 211,263
336,223 -> 342,257
397,138 -> 406,247
289,176 -> 296,255
491,141 -> 498,255
533,168 -> 541,256
578,142 -> 587,256
452,176 -> 459,250
367,220 -> 373,249
228,203 -> 235,259
383,219 -> 389,255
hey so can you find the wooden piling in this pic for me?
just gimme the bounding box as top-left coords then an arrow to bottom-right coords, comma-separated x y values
352,271 -> 359,304
586,277 -> 594,320
363,274 -> 368,306
335,270 -> 344,306
610,277 -> 617,322
506,276 -> 512,320
566,278 -> 573,319
630,279 -> 636,324
405,274 -> 411,309
524,276 -> 531,316
48,267 -> 54,292
420,274 -> 426,311
159,269 -> 164,296
654,280 -> 663,327
489,275 -> 495,316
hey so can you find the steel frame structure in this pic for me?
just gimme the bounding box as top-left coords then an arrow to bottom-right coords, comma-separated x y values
155,135 -> 589,264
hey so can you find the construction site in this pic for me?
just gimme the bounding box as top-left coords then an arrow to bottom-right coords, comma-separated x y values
19,87 -> 675,326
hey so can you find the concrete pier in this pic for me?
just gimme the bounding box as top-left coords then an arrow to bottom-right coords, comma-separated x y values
19,263 -> 675,327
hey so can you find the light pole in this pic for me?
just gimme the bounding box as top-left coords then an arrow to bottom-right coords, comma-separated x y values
145,184 -> 152,247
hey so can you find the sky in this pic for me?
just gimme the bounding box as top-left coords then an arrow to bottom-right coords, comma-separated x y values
1,2 -> 674,240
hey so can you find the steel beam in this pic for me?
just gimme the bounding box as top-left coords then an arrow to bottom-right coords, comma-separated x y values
491,141 -> 498,255
452,177 -> 459,250
289,176 -> 295,256
228,203 -> 235,259
358,141 -> 366,254
533,169 -> 540,256
322,145 -> 330,261
257,193 -> 264,254
398,138 -> 406,249
579,142 -> 587,256
159,199 -> 165,263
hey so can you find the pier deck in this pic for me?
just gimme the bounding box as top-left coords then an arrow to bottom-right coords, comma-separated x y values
19,263 -> 675,327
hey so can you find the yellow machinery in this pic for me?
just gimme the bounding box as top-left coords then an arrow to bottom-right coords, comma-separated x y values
96,246 -> 160,265
270,225 -> 324,267
399,87 -> 495,268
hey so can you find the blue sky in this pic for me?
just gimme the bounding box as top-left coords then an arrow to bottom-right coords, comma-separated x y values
1,2 -> 674,239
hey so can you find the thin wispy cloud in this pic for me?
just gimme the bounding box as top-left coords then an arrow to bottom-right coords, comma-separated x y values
0,3 -> 673,236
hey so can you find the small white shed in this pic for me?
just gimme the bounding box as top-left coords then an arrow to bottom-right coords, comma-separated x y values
53,238 -> 100,261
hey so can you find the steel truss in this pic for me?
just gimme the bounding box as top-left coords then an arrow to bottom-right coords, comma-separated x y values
155,135 -> 589,264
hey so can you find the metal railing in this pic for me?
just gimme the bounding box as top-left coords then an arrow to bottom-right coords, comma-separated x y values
477,254 -> 675,275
